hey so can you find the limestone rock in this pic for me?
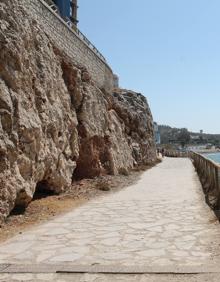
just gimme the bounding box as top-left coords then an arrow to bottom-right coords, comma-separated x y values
0,0 -> 156,221
112,89 -> 156,165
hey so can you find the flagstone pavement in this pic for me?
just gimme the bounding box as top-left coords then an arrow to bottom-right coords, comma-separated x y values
1,158 -> 220,281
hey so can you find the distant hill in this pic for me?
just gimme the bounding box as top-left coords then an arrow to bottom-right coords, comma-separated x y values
158,125 -> 220,146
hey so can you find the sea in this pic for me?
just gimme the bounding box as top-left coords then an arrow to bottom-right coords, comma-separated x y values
205,152 -> 220,164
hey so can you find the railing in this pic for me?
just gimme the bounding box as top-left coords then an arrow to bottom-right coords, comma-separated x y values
164,150 -> 189,158
42,0 -> 106,63
75,29 -> 106,62
191,151 -> 220,211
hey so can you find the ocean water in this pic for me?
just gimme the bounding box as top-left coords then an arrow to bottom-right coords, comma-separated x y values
205,152 -> 220,164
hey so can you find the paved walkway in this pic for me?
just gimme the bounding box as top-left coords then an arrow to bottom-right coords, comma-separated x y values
1,158 -> 220,281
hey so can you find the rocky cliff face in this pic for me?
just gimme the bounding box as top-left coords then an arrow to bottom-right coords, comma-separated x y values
0,0 -> 156,221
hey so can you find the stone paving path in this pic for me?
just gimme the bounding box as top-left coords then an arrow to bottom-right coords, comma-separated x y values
1,158 -> 220,281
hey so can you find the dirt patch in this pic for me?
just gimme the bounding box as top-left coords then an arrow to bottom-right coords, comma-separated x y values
0,164 -> 158,242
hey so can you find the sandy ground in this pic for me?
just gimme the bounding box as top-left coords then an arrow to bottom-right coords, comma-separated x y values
0,165 -> 153,242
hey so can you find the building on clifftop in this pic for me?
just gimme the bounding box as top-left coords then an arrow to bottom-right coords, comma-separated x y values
45,0 -> 78,27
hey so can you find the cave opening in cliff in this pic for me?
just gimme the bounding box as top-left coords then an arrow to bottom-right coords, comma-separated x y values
9,205 -> 26,216
33,180 -> 57,200
9,181 -> 57,217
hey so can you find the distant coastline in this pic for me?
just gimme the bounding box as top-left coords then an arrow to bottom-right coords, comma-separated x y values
192,149 -> 220,154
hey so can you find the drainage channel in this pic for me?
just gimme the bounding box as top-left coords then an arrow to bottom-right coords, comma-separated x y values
1,264 -> 220,275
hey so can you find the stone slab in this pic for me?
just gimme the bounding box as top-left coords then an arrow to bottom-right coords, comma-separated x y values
0,264 -> 10,272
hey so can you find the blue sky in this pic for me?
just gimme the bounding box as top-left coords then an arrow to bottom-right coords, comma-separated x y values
78,0 -> 220,134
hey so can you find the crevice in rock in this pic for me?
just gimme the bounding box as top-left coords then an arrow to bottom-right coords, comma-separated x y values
73,135 -> 111,180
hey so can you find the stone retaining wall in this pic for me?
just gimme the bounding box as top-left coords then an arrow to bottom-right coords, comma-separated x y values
26,0 -> 114,92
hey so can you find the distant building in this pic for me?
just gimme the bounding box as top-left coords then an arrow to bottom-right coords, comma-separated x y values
46,0 -> 78,27
200,130 -> 203,134
154,122 -> 161,144
190,135 -> 200,140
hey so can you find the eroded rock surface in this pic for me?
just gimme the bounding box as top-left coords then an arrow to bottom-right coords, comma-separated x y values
0,0 -> 156,220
